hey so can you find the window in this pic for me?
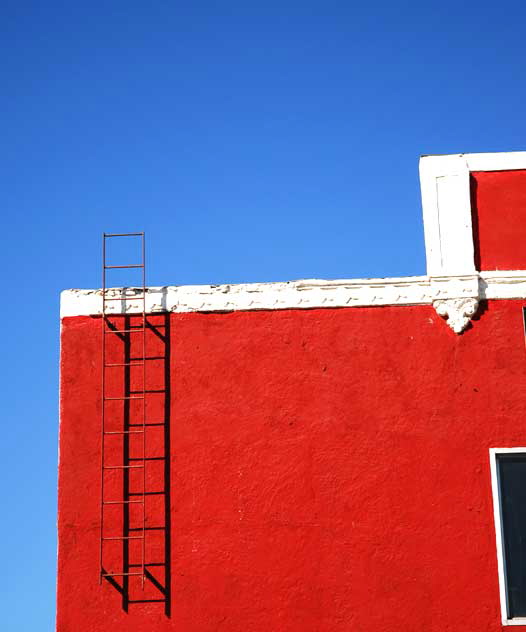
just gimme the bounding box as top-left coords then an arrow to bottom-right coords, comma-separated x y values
490,449 -> 526,625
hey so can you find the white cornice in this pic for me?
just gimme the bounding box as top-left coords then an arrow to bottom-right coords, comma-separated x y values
60,272 -> 526,332
60,276 -> 430,318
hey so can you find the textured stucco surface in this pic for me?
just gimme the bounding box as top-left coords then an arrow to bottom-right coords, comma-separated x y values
58,301 -> 526,631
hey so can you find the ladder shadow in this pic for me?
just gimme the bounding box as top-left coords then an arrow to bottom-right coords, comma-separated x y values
102,311 -> 171,617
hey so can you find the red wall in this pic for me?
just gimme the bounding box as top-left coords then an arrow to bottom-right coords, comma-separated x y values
471,170 -> 526,270
58,301 -> 526,631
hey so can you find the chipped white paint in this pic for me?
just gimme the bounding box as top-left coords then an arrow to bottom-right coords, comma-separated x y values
60,276 -> 431,318
60,152 -> 526,333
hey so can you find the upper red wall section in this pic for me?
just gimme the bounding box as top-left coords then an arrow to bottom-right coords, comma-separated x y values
58,302 -> 526,632
471,170 -> 526,271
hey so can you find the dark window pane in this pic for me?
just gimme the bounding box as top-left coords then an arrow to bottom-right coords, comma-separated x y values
498,455 -> 526,618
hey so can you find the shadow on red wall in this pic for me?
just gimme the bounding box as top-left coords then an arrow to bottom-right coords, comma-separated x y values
101,312 -> 171,617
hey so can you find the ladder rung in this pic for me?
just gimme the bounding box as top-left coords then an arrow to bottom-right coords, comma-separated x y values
104,396 -> 144,400
104,362 -> 145,367
102,572 -> 144,577
103,464 -> 145,470
104,430 -> 144,435
104,232 -> 144,237
103,499 -> 145,505
104,264 -> 144,269
102,535 -> 144,541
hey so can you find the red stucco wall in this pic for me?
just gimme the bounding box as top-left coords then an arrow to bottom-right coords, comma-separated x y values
58,301 -> 526,631
471,170 -> 526,271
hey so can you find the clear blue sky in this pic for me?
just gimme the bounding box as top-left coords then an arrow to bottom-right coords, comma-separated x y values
2,1 -> 526,628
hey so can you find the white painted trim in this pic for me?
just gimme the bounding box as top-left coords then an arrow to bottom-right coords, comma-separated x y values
489,448 -> 526,626
419,152 -> 526,278
419,155 -> 474,277
59,271 -> 526,319
421,151 -> 526,174
480,271 -> 526,300
59,276 -> 427,318
465,152 -> 526,172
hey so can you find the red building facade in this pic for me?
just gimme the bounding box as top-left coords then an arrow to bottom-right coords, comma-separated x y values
58,152 -> 526,631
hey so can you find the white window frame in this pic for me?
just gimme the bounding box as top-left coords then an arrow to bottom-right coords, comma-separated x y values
490,447 -> 526,626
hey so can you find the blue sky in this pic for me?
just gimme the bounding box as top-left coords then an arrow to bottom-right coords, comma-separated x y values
2,1 -> 526,628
